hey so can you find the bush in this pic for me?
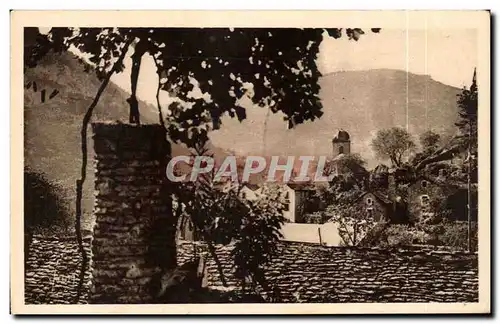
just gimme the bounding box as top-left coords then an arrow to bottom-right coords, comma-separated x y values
377,224 -> 426,248
439,220 -> 478,250
302,212 -> 324,224
376,221 -> 478,251
24,170 -> 71,234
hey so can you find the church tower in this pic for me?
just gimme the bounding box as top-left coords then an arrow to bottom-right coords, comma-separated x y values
332,129 -> 351,157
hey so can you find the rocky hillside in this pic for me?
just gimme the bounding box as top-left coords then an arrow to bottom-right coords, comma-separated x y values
210,69 -> 462,168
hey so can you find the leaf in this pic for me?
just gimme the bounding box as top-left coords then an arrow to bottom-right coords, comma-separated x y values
49,89 -> 59,100
325,28 -> 343,39
40,89 -> 46,103
234,106 -> 247,122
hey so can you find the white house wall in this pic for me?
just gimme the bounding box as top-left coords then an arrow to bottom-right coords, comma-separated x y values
280,222 -> 344,246
282,185 -> 296,223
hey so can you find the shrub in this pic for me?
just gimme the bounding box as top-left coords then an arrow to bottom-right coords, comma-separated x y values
302,212 -> 323,224
377,224 -> 426,248
377,221 -> 478,251
24,170 -> 72,234
439,220 -> 478,250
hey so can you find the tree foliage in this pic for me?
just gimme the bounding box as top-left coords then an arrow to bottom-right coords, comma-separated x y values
371,127 -> 416,168
456,69 -> 478,139
324,195 -> 379,246
317,154 -> 368,207
419,130 -> 441,155
24,170 -> 71,233
172,144 -> 287,296
456,69 -> 478,178
409,70 -> 478,175
26,27 -> 380,143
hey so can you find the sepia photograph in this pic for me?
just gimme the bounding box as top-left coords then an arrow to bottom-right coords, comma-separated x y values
10,10 -> 491,314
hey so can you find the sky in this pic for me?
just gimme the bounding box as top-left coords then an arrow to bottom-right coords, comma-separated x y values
106,28 -> 478,106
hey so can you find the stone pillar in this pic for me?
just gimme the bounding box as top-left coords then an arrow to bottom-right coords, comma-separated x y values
89,122 -> 176,304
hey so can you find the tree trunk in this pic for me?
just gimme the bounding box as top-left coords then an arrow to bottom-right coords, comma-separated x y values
467,119 -> 473,252
128,42 -> 145,124
153,57 -> 166,128
74,39 -> 132,303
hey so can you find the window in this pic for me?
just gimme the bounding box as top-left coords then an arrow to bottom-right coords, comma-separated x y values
366,197 -> 373,206
421,180 -> 428,188
439,169 -> 447,177
420,195 -> 430,207
241,192 -> 247,200
284,192 -> 291,212
338,146 -> 344,154
367,207 -> 379,221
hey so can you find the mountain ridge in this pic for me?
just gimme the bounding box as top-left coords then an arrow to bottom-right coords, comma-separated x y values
209,68 -> 462,168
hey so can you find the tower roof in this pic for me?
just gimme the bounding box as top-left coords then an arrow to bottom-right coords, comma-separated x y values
332,129 -> 350,142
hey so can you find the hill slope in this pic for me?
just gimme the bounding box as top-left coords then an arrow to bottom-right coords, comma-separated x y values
210,69 -> 462,167
24,52 -> 175,231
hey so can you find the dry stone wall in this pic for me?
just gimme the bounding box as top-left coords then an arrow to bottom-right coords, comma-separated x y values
25,234 -> 92,304
177,241 -> 478,303
90,122 -> 176,304
25,236 -> 478,304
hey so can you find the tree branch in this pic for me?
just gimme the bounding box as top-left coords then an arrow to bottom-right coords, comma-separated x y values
203,233 -> 228,287
153,57 -> 166,128
74,38 -> 132,303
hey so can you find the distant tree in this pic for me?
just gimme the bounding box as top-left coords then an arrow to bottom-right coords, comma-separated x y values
410,71 -> 478,174
456,69 -> 478,251
26,27 -> 381,132
456,69 -> 478,145
419,130 -> 441,155
318,153 -> 369,207
371,127 -> 416,168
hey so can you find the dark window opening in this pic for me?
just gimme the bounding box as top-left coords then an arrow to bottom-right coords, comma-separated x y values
420,195 -> 430,207
338,146 -> 344,154
284,192 -> 291,212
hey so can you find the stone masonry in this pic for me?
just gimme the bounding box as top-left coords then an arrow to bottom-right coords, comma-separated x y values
178,240 -> 479,303
25,234 -> 92,304
25,236 -> 478,304
90,122 -> 176,304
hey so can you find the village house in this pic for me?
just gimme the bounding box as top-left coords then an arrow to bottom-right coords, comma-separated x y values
353,190 -> 395,223
238,182 -> 320,223
238,183 -> 261,201
282,183 -> 319,223
407,173 -> 478,224
407,176 -> 444,224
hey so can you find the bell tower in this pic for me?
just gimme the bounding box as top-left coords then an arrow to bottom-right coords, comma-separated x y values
332,129 -> 351,157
